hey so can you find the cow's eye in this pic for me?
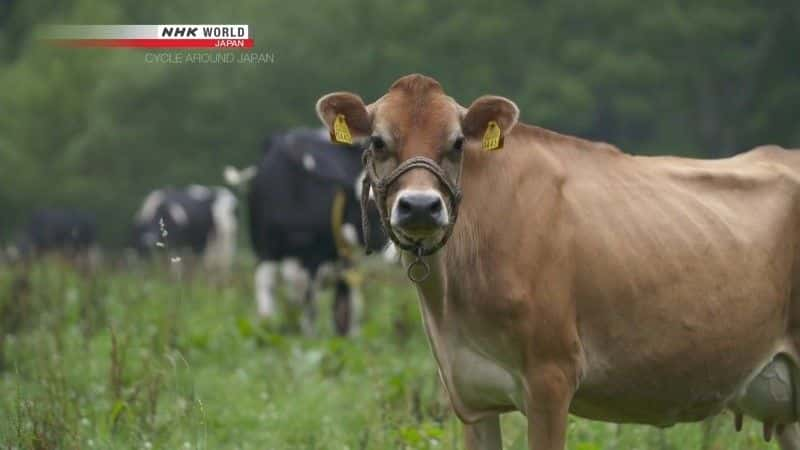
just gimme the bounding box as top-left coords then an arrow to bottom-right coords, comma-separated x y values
452,137 -> 464,152
372,136 -> 386,150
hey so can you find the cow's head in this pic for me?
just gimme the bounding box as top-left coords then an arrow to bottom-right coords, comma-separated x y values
316,74 -> 518,254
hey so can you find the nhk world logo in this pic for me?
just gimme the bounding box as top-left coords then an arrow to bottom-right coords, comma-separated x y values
41,25 -> 253,49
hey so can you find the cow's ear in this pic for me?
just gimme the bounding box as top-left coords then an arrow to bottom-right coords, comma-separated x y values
316,92 -> 372,144
461,96 -> 519,150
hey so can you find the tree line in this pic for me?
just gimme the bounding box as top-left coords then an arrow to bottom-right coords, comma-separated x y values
1,0 -> 798,244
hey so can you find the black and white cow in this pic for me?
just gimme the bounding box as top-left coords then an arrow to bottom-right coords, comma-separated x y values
227,128 -> 389,336
132,185 -> 238,273
18,208 -> 98,258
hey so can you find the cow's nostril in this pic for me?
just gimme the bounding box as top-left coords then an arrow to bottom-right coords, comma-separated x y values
397,198 -> 412,214
394,193 -> 446,230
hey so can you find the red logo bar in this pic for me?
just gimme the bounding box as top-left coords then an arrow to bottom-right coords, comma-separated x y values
49,38 -> 254,49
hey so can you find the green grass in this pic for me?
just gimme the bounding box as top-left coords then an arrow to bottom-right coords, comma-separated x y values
0,257 -> 783,449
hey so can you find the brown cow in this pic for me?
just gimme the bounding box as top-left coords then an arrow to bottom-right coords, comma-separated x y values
316,74 -> 800,450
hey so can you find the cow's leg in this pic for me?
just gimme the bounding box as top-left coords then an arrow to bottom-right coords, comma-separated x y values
779,423 -> 800,450
348,278 -> 364,335
464,415 -> 502,450
255,261 -> 278,317
524,364 -> 574,450
207,189 -> 237,276
332,266 -> 365,336
282,259 -> 314,335
281,259 -> 310,302
299,279 -> 316,336
313,262 -> 337,291
333,279 -> 350,336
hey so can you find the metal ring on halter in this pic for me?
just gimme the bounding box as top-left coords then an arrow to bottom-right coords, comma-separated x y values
406,247 -> 431,283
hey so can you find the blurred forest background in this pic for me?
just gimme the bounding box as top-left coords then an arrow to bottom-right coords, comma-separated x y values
1,0 -> 798,245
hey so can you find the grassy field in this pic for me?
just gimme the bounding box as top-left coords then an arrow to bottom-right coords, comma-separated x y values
0,256 -> 783,449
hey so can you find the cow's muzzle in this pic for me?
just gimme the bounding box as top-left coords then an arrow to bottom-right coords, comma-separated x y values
392,191 -> 447,234
360,148 -> 462,281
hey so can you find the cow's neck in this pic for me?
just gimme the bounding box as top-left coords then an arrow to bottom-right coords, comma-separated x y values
403,250 -> 446,320
407,123 -> 571,320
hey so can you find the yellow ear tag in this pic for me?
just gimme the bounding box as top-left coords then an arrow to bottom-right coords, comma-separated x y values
331,114 -> 353,145
482,120 -> 503,151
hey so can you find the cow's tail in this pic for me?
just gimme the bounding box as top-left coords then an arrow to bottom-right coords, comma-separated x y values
223,165 -> 257,189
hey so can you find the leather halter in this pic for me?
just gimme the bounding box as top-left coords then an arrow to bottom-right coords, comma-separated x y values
360,145 -> 463,275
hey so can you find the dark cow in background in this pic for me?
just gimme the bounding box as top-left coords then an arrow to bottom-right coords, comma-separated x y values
13,208 -> 98,260
132,185 -> 238,274
226,128 -> 389,336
